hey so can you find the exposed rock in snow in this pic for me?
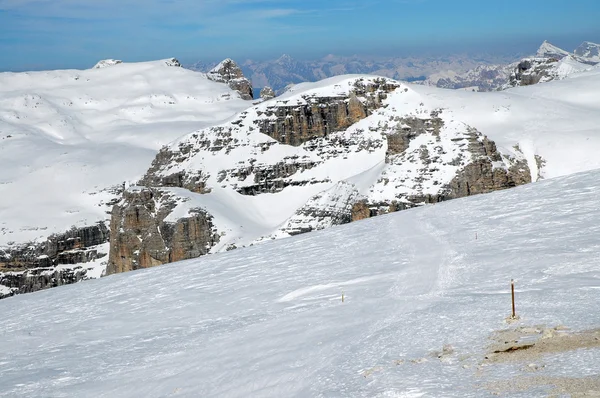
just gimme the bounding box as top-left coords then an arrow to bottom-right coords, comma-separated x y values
503,55 -> 592,89
0,58 -> 251,297
106,187 -> 219,275
260,86 -> 276,100
163,58 -> 182,67
0,223 -> 110,297
93,59 -> 123,69
107,76 -> 533,273
207,58 -> 254,100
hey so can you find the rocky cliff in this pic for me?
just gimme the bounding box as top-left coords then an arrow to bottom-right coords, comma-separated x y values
107,187 -> 218,275
107,76 -> 534,275
207,59 -> 254,100
0,223 -> 109,298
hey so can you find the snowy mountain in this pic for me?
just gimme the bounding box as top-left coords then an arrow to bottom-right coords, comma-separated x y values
3,57 -> 600,298
535,40 -> 571,59
188,53 -> 517,94
424,40 -> 598,91
0,58 -> 252,297
574,41 -> 600,64
105,67 -> 600,276
1,166 -> 600,397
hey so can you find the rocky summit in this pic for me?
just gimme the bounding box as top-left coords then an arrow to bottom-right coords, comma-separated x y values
206,58 -> 254,100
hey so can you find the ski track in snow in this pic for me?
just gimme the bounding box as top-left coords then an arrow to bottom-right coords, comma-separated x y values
1,169 -> 600,397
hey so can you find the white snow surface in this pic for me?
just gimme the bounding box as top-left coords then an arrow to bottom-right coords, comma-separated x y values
1,168 -> 600,397
0,59 -> 250,246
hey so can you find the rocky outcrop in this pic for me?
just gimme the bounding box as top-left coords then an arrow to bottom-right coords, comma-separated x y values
0,224 -> 108,273
0,268 -> 89,299
0,223 -> 109,298
106,77 -> 535,276
260,86 -> 276,100
207,59 -> 253,100
256,78 -> 399,146
506,58 -> 561,87
351,111 -> 532,219
106,187 -> 219,275
444,135 -> 531,199
279,182 -> 360,235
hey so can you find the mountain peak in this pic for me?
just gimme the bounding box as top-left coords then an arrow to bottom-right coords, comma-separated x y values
574,41 -> 600,61
276,54 -> 294,64
207,58 -> 253,100
93,59 -> 123,69
536,41 -> 570,59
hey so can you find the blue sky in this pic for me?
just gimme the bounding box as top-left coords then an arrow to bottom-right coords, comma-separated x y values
1,0 -> 599,71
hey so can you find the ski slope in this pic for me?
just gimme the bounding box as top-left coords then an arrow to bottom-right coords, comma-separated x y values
1,168 -> 599,397
0,59 -> 250,246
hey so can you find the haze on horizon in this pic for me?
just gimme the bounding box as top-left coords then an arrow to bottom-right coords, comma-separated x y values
1,0 -> 599,71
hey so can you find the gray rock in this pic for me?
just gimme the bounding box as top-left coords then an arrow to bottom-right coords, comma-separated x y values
106,187 -> 219,275
260,86 -> 276,100
207,59 -> 253,100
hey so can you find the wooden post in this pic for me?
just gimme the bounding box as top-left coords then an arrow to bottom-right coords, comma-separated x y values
342,291 -> 344,303
511,279 -> 516,318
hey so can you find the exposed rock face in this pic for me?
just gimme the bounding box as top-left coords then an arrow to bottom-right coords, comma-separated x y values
279,182 -> 360,235
260,86 -> 275,100
256,78 -> 399,146
164,58 -> 182,67
278,110 -> 532,233
506,58 -> 561,87
0,223 -> 109,298
0,268 -> 88,299
0,224 -> 108,272
106,187 -> 219,275
207,59 -> 253,100
106,76 -> 535,276
444,136 -> 531,199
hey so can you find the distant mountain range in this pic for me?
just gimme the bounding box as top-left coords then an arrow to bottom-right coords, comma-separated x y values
188,41 -> 600,94
422,41 -> 600,91
187,53 -> 521,94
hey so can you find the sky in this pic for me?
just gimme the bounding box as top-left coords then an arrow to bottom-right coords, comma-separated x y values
1,0 -> 599,71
